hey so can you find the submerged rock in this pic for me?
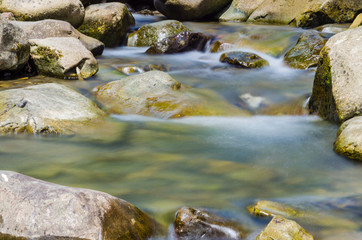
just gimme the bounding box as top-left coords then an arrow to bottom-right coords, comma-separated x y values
12,19 -> 104,56
30,37 -> 98,79
0,0 -> 85,28
258,95 -> 309,116
174,207 -> 247,240
0,83 -> 104,135
284,30 -> 326,69
154,0 -> 232,21
248,200 -> 299,218
0,18 -> 30,74
78,2 -> 135,47
146,31 -> 211,54
94,70 -> 250,119
0,170 -> 159,239
334,116 -> 362,161
220,51 -> 269,68
256,216 -> 314,240
127,20 -> 190,47
308,27 -> 362,123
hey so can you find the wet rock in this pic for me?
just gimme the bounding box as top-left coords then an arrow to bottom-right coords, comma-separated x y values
349,13 -> 362,29
30,37 -> 98,79
210,40 -> 234,53
219,0 -> 264,22
12,19 -> 104,56
127,20 -> 190,47
314,24 -> 349,35
0,170 -> 159,239
258,95 -> 309,116
334,116 -> 362,161
284,30 -> 326,69
308,27 -> 362,123
78,3 -> 135,47
239,93 -> 268,110
154,0 -> 232,21
174,207 -> 247,240
94,70 -> 250,119
247,0 -> 362,28
146,31 -> 211,54
220,51 -> 269,68
0,0 -> 85,28
256,216 -> 314,240
0,83 -> 105,135
248,200 -> 299,218
0,18 -> 30,74
114,64 -> 169,75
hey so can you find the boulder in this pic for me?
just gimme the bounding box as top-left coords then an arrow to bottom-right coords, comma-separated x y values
78,3 -> 135,47
174,207 -> 247,240
94,70 -> 250,119
308,27 -> 362,123
30,37 -> 98,79
145,31 -> 211,54
334,116 -> 362,161
0,18 -> 30,73
219,0 -> 264,22
220,51 -> 269,68
127,20 -> 190,47
154,0 -> 232,21
12,19 -> 104,56
256,216 -> 314,240
0,83 -> 105,135
0,170 -> 159,239
284,30 -> 326,69
0,0 -> 85,28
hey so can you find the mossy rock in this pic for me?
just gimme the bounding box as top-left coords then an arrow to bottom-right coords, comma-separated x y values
220,51 -> 269,68
127,20 -> 190,47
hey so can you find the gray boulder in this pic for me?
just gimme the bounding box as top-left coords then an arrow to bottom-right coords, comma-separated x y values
12,19 -> 104,56
30,37 -> 98,79
334,116 -> 362,161
309,27 -> 362,123
0,83 -> 105,135
0,0 -> 85,28
127,20 -> 190,47
78,2 -> 135,47
219,0 -> 264,22
0,18 -> 30,73
0,170 -> 159,239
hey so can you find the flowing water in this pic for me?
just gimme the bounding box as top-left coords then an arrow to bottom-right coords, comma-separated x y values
1,15 -> 361,239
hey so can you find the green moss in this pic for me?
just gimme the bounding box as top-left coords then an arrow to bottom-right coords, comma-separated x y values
31,46 -> 64,78
78,20 -> 108,41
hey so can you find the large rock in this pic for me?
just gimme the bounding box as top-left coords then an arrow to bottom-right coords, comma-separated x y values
220,0 -> 362,28
0,18 -> 30,73
220,51 -> 269,68
94,71 -> 250,119
308,27 -> 362,123
256,216 -> 314,240
284,30 -> 326,69
78,3 -> 135,47
154,0 -> 232,21
174,207 -> 247,240
0,83 -> 104,134
0,0 -> 85,28
12,19 -> 104,56
334,116 -> 362,161
0,170 -> 159,239
127,20 -> 190,47
30,37 -> 98,79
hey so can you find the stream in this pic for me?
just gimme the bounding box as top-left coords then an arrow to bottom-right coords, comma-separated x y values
1,15 -> 361,239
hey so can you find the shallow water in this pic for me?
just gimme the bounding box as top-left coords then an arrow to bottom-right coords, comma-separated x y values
1,15 -> 361,239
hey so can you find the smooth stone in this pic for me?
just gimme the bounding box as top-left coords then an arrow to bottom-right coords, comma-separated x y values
0,18 -> 30,73
334,116 -> 362,161
94,70 -> 250,119
127,20 -> 190,47
219,0 -> 264,22
12,19 -> 104,56
30,37 -> 98,79
308,27 -> 362,123
154,0 -> 232,21
284,30 -> 326,69
256,216 -> 314,240
78,2 -> 135,47
349,13 -> 362,28
0,170 -> 159,239
174,207 -> 247,240
0,83 -> 104,135
0,0 -> 85,28
220,51 -> 269,68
